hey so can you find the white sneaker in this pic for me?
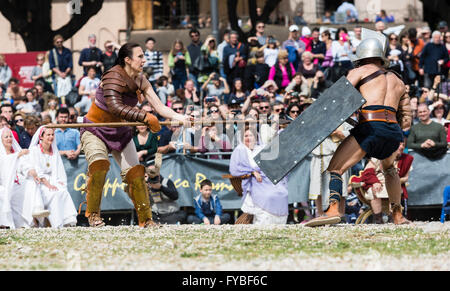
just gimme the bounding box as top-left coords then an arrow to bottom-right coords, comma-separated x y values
32,209 -> 50,218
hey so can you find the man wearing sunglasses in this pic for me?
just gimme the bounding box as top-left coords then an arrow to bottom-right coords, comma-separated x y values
259,98 -> 271,117
49,35 -> 73,93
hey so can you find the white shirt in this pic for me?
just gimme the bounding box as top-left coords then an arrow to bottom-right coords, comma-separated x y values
80,76 -> 100,99
331,41 -> 352,62
263,48 -> 279,67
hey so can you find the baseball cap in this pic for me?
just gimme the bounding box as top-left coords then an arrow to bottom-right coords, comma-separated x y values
289,25 -> 299,32
302,26 -> 311,36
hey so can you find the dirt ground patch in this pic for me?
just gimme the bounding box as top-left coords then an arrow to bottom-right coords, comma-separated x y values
1,221 -> 449,271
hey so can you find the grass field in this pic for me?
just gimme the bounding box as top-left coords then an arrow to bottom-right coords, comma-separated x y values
0,222 -> 449,271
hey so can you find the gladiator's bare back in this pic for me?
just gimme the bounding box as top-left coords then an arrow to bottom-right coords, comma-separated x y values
346,63 -> 405,110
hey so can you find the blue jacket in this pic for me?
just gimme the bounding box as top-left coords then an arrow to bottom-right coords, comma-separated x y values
419,42 -> 448,75
78,47 -> 103,76
49,47 -> 73,72
193,194 -> 223,220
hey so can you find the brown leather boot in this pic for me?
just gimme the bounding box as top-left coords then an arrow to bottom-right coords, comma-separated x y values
85,159 -> 110,227
391,204 -> 412,225
303,200 -> 341,227
125,165 -> 158,228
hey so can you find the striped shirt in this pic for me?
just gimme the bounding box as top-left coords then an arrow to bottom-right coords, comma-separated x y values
144,49 -> 164,82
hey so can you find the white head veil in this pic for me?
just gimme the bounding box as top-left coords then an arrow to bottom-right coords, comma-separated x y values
0,127 -> 22,228
0,127 -> 22,156
29,125 -> 67,185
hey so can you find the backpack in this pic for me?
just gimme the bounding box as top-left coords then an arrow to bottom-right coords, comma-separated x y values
285,46 -> 298,66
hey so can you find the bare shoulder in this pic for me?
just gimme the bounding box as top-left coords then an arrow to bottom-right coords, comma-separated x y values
346,67 -> 364,86
386,71 -> 406,94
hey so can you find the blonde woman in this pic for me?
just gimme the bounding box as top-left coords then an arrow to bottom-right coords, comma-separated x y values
31,53 -> 53,87
268,50 -> 296,92
168,40 -> 191,90
298,51 -> 319,80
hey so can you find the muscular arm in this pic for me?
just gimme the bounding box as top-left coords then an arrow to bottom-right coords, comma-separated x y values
397,93 -> 412,131
345,68 -> 363,88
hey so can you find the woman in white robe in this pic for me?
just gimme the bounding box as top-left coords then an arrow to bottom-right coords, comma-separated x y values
27,126 -> 77,228
0,128 -> 17,229
230,127 -> 289,224
0,128 -> 49,228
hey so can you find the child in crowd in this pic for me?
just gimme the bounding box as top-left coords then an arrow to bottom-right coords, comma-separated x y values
187,179 -> 230,225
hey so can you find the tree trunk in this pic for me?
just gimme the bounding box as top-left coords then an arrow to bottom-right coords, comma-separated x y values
0,0 -> 104,51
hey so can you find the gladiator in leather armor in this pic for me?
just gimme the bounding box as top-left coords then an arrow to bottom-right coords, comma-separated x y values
85,65 -> 160,133
81,65 -> 160,227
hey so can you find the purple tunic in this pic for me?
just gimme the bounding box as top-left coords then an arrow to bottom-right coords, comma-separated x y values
229,144 -> 289,216
80,87 -> 138,152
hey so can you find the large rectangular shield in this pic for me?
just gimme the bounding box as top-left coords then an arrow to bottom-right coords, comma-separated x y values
254,76 -> 366,184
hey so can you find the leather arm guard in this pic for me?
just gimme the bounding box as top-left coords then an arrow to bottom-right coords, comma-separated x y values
396,93 -> 412,131
102,70 -> 161,133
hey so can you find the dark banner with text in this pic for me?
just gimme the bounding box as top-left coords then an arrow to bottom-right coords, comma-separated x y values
65,154 -> 311,212
65,151 -> 448,212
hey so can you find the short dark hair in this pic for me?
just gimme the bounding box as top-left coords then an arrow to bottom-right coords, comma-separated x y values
56,107 -> 70,117
1,104 -> 13,112
145,37 -> 156,43
9,77 -> 19,84
312,27 -> 320,33
189,28 -> 200,36
200,179 -> 212,189
408,28 -> 417,39
86,66 -> 97,73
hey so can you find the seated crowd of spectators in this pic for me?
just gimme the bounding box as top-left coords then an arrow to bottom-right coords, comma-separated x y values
0,8 -> 449,227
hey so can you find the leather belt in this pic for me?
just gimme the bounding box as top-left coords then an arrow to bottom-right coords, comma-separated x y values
358,108 -> 397,124
85,102 -> 123,123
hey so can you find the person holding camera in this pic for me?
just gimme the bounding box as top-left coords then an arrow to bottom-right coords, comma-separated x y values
310,70 -> 333,99
285,72 -> 310,97
146,154 -> 186,224
201,72 -> 230,103
199,124 -> 232,159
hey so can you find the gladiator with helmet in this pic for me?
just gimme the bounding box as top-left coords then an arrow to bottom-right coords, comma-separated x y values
304,29 -> 412,227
